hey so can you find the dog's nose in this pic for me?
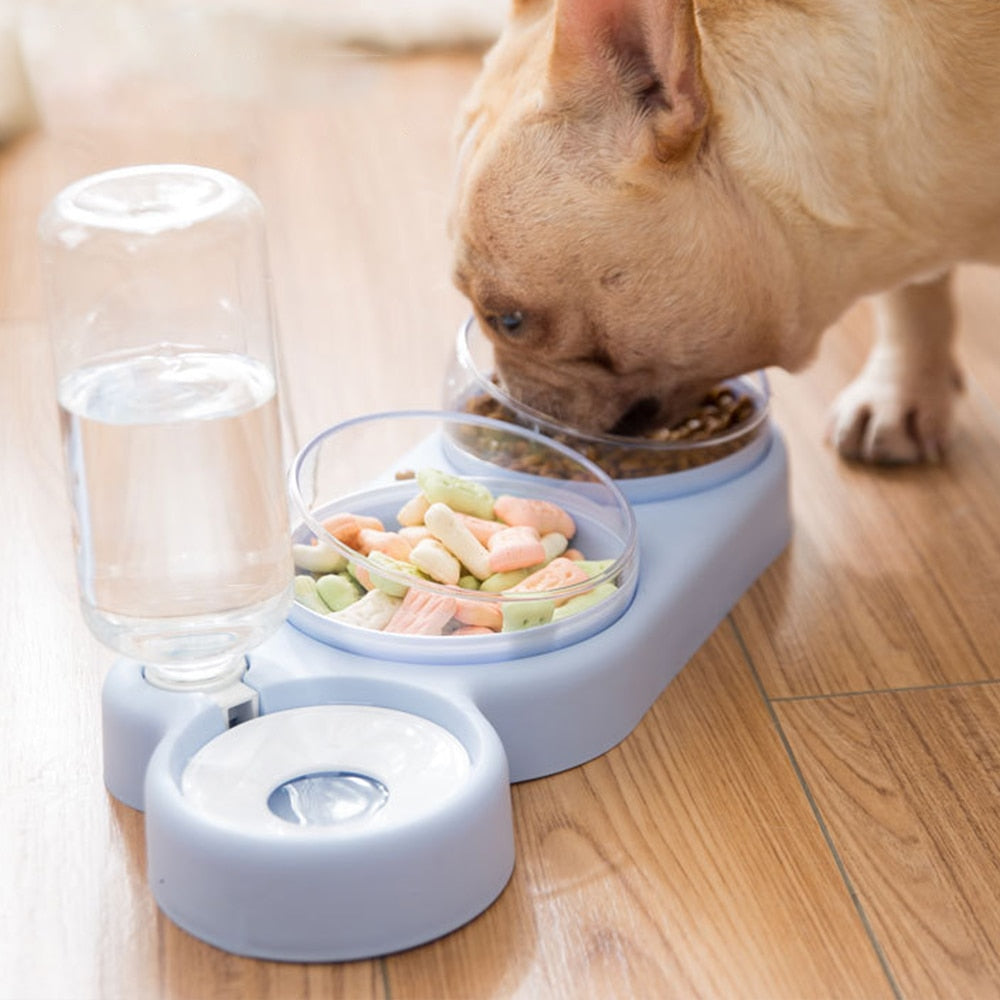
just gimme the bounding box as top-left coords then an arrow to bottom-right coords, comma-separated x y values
610,397 -> 661,436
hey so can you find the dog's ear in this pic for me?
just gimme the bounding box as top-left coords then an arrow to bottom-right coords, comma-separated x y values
549,0 -> 707,161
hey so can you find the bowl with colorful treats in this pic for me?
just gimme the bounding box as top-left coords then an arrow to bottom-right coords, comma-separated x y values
287,411 -> 639,664
444,316 -> 773,501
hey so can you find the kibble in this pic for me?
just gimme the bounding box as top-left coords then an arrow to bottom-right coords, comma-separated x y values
462,384 -> 759,479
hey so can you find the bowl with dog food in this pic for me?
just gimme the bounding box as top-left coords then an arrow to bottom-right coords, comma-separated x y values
444,316 -> 773,501
287,410 -> 639,664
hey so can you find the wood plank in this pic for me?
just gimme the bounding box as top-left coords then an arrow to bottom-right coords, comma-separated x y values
383,625 -> 894,1000
777,685 -> 1000,999
734,289 -> 1000,697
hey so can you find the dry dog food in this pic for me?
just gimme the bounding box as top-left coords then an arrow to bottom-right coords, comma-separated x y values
294,468 -> 617,635
462,384 -> 759,479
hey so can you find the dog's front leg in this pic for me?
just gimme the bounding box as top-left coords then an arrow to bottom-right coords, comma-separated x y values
826,271 -> 964,463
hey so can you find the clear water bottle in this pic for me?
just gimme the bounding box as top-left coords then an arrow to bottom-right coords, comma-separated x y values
40,164 -> 294,691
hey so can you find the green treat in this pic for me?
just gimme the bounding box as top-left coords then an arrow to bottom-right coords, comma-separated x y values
292,540 -> 348,574
480,567 -> 531,592
316,572 -> 362,612
574,559 -> 616,579
458,575 -> 481,590
552,581 -> 618,621
294,574 -> 331,615
367,550 -> 425,598
501,598 -> 556,632
417,467 -> 494,520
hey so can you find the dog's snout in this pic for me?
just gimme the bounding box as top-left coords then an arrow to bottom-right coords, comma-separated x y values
610,397 -> 661,437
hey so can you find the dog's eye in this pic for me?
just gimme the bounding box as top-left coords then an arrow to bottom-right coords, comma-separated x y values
487,311 -> 524,336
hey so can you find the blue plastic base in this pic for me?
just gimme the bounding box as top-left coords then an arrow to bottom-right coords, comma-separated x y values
100,429 -> 791,962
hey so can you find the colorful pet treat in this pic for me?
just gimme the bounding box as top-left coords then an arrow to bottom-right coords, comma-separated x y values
293,468 -> 619,636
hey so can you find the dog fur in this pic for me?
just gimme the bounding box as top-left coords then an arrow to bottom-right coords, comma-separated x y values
449,0 -> 1000,462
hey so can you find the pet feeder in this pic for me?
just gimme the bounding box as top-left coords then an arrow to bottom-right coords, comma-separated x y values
100,347 -> 790,961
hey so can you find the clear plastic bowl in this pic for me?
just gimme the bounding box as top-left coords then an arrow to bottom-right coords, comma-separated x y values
286,410 -> 639,664
444,316 -> 773,501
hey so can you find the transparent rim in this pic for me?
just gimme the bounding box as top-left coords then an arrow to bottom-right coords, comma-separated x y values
456,315 -> 770,453
41,163 -> 252,236
287,409 -> 639,609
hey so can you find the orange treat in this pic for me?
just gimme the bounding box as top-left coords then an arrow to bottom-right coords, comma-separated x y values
384,588 -> 458,636
453,597 -> 503,630
493,495 -> 576,539
487,525 -> 546,574
507,556 -> 589,602
322,512 -> 384,549
454,512 -> 506,546
356,528 -> 412,561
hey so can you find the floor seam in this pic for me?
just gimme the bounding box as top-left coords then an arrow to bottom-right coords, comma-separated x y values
768,675 -> 1000,703
727,614 -> 905,1000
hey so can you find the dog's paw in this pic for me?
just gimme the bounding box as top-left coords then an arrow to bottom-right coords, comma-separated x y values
826,366 -> 962,464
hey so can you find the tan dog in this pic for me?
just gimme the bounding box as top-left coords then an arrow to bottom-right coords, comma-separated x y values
449,0 -> 1000,462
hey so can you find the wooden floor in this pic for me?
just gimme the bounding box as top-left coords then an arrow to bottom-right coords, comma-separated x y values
2,14 -> 999,1000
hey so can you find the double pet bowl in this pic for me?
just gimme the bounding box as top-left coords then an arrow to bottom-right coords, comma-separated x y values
101,320 -> 791,961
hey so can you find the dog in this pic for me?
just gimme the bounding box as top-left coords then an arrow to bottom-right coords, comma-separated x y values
448,0 -> 1000,463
